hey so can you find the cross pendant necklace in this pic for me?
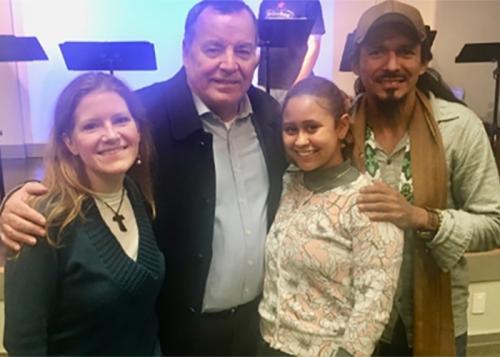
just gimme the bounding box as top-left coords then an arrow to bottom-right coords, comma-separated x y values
96,188 -> 128,232
112,213 -> 127,232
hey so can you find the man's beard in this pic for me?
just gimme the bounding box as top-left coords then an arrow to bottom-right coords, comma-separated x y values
373,89 -> 408,120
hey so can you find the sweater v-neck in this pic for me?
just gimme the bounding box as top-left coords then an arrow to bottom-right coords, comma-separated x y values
82,179 -> 162,295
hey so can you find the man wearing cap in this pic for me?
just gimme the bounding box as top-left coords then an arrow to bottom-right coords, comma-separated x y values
349,0 -> 500,355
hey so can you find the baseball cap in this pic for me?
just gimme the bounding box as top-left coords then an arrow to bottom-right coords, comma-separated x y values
353,0 -> 426,44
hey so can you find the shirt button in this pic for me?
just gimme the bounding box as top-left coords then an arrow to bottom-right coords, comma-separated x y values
200,140 -> 206,147
387,159 -> 392,165
248,260 -> 254,266
245,229 -> 252,235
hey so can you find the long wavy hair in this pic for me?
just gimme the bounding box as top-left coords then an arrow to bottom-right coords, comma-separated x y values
35,72 -> 155,245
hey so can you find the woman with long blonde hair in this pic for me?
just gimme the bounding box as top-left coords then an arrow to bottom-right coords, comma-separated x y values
4,72 -> 164,355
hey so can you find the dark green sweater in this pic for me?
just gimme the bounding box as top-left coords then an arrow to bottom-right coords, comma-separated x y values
4,181 -> 165,356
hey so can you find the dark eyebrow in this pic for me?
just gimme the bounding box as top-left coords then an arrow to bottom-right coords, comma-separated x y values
302,119 -> 321,124
236,43 -> 254,49
79,117 -> 100,123
201,40 -> 223,47
111,112 -> 131,119
363,43 -> 383,50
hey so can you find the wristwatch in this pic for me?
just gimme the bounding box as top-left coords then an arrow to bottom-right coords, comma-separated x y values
416,208 -> 443,242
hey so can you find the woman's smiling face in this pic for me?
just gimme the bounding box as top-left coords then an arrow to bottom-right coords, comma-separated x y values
63,90 -> 140,190
282,95 -> 349,172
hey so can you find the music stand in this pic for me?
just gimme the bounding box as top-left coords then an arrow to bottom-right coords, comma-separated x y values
59,41 -> 157,75
258,19 -> 314,93
0,35 -> 48,62
0,35 -> 48,199
340,27 -> 437,71
456,43 -> 500,141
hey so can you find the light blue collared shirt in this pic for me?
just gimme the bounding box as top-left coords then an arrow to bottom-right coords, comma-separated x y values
193,94 -> 270,312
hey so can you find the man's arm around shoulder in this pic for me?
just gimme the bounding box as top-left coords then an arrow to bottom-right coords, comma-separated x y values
0,182 -> 48,255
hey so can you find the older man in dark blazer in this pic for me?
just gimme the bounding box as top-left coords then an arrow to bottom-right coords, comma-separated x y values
134,1 -> 288,354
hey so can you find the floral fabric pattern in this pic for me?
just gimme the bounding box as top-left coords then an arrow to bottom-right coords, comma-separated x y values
259,172 -> 403,357
364,126 -> 414,203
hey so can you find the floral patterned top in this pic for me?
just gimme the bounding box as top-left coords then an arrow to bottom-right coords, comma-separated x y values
259,170 -> 403,357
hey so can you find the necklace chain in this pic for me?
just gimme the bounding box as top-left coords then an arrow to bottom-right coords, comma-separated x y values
95,188 -> 127,232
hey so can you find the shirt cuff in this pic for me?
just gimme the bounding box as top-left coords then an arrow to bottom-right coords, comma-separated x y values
426,210 -> 471,271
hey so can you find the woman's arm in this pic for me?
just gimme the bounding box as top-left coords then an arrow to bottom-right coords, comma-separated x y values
4,237 -> 58,355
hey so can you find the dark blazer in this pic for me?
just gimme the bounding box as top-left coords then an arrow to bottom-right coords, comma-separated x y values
136,69 -> 287,353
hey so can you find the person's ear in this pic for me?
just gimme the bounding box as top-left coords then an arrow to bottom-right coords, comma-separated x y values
63,133 -> 78,156
182,40 -> 190,67
336,113 -> 350,141
251,46 -> 259,71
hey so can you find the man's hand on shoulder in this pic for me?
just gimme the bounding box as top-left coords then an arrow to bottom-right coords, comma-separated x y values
0,182 -> 48,251
357,180 -> 427,230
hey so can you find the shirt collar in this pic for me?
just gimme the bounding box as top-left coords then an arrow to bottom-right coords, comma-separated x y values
192,92 -> 253,122
303,160 -> 360,193
429,92 -> 460,122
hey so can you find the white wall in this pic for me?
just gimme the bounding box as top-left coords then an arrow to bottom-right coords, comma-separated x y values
468,281 -> 500,336
0,0 -> 30,156
466,251 -> 500,336
432,0 -> 500,123
332,0 -> 373,95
